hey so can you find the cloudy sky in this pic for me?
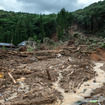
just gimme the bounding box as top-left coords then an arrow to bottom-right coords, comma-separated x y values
0,0 -> 103,14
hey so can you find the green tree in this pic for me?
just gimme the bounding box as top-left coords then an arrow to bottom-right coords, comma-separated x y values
0,26 -> 4,42
57,8 -> 73,40
26,15 -> 33,38
39,15 -> 45,41
15,16 -> 28,45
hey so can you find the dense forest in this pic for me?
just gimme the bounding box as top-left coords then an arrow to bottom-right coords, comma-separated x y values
0,0 -> 105,45
73,0 -> 105,36
0,8 -> 73,45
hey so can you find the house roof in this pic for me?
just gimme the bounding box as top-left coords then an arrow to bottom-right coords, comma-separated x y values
0,42 -> 15,47
18,41 -> 27,46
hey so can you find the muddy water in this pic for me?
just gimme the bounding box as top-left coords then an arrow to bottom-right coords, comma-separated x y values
53,62 -> 105,105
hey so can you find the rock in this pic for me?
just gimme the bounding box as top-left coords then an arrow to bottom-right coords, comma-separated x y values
65,90 -> 69,93
87,84 -> 90,86
56,53 -> 62,58
74,91 -> 76,93
18,46 -> 27,52
84,77 -> 89,81
67,40 -> 74,46
93,80 -> 96,83
68,57 -> 73,62
83,89 -> 87,93
30,57 -> 38,62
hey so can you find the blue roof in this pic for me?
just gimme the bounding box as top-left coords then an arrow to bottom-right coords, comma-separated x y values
18,41 -> 27,46
0,42 -> 15,46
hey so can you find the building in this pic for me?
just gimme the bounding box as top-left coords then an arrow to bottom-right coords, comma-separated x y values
18,41 -> 27,47
0,42 -> 16,49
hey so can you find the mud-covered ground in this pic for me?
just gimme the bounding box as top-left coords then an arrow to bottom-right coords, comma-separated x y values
81,63 -> 105,105
0,50 -> 62,105
0,46 -> 105,105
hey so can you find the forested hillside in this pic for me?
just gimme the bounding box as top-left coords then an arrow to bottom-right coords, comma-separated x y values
73,0 -> 105,36
0,0 -> 105,45
0,9 -> 73,45
0,11 -> 56,45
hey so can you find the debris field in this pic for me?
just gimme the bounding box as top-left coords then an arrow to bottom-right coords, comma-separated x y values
0,41 -> 105,105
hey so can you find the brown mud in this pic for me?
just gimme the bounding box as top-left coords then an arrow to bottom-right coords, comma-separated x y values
0,45 -> 105,105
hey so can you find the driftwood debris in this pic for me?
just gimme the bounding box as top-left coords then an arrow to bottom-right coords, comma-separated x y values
45,62 -> 51,80
8,72 -> 17,84
77,77 -> 85,89
46,69 -> 51,80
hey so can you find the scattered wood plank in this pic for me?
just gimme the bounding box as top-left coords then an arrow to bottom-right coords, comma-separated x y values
77,77 -> 85,89
45,62 -> 51,80
8,72 -> 17,84
46,69 -> 51,80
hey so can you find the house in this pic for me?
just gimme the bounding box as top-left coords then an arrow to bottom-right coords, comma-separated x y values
18,41 -> 27,47
0,42 -> 16,49
18,40 -> 36,49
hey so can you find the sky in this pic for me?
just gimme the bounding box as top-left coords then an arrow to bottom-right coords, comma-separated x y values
0,0 -> 103,14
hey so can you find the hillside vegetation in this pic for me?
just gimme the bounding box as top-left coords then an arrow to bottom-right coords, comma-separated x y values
73,0 -> 105,36
0,0 -> 105,45
0,9 -> 73,45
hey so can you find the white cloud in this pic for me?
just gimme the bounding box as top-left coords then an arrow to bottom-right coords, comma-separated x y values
78,0 -> 103,5
0,0 -> 103,13
0,6 -> 4,10
0,0 -> 23,12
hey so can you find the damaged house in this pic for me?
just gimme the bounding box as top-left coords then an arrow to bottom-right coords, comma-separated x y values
0,42 -> 16,49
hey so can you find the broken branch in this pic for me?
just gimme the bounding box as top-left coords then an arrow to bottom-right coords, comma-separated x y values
8,72 -> 17,84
